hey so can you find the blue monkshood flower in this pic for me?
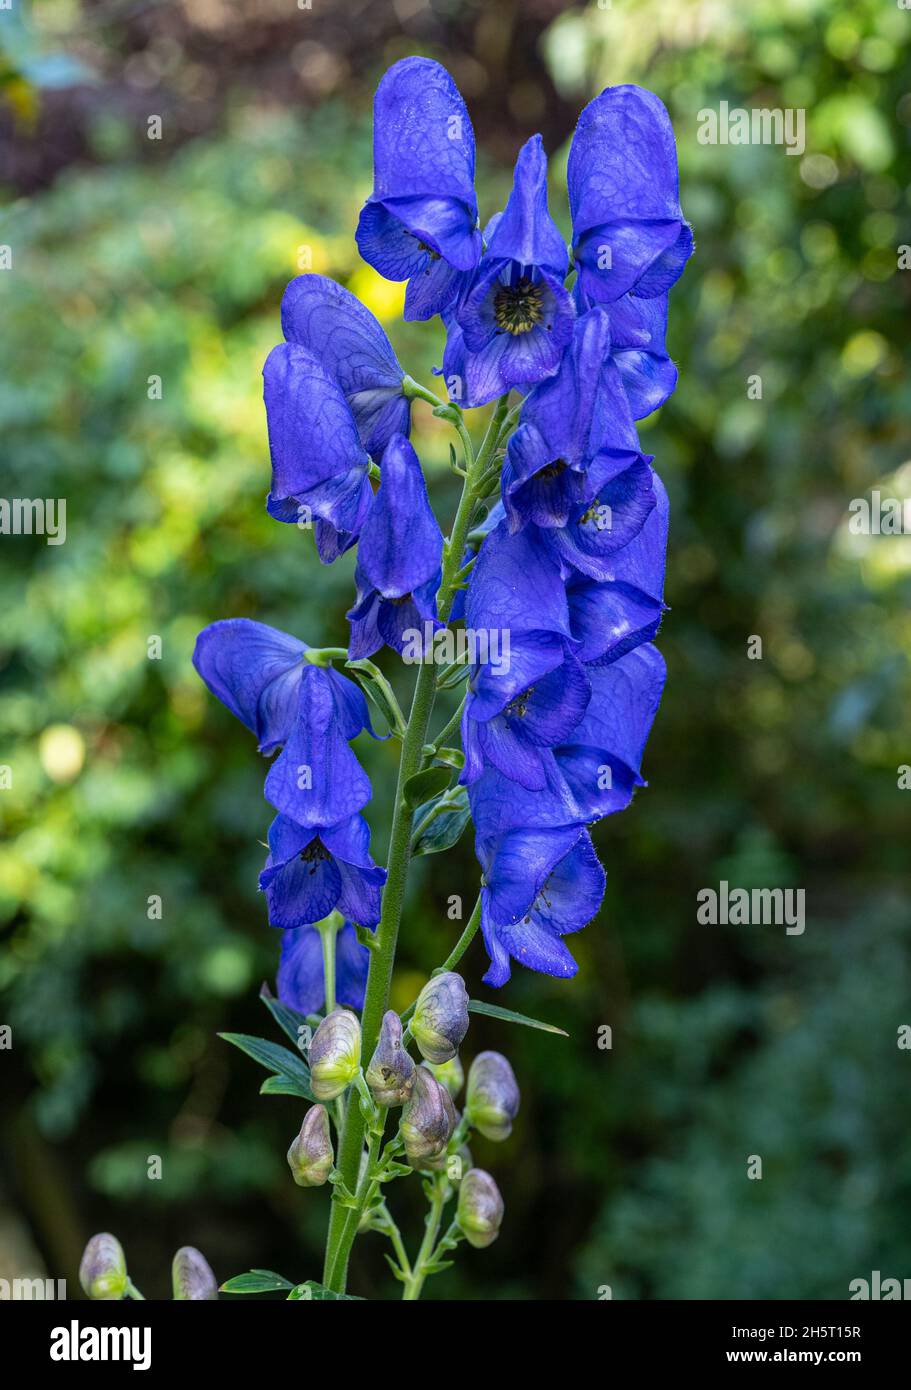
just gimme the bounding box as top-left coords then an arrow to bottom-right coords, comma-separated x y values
461,647 -> 591,791
442,136 -> 574,408
192,618 -> 378,754
459,519 -> 585,786
264,664 -> 374,826
263,343 -> 374,562
356,57 -> 482,322
553,643 -> 667,821
261,812 -> 386,931
475,824 -> 606,986
573,283 -> 678,421
347,434 -> 443,658
500,309 -> 654,534
280,274 -> 410,457
568,84 -> 694,306
562,472 -> 669,665
277,918 -> 372,1014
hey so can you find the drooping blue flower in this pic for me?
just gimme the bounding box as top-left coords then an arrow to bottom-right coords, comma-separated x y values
568,84 -> 694,306
442,136 -> 574,407
476,824 -> 605,986
347,434 -> 443,658
263,343 -> 374,562
500,309 -> 652,533
546,459 -> 658,580
264,665 -> 373,826
192,619 -> 377,753
573,285 -> 678,420
553,643 -> 667,821
261,812 -> 386,930
564,472 -> 669,665
280,274 -> 410,457
277,919 -> 371,1015
356,57 -> 482,322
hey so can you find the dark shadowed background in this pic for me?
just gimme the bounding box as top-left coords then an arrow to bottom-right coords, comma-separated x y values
1,0 -> 910,1300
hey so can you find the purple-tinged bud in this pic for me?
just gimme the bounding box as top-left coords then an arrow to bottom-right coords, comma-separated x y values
79,1233 -> 128,1301
172,1246 -> 218,1300
456,1168 -> 504,1249
365,1010 -> 416,1106
287,1104 -> 334,1187
466,1051 -> 520,1142
411,971 -> 469,1064
422,1054 -> 464,1099
399,1065 -> 457,1161
309,1008 -> 361,1100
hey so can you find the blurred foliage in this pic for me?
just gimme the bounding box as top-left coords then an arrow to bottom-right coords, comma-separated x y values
1,0 -> 910,1300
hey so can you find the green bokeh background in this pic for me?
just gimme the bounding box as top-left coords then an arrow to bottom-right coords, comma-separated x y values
1,0 -> 909,1300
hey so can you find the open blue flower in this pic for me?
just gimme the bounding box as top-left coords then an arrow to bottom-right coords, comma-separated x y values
280,274 -> 410,458
356,57 -> 481,322
261,812 -> 386,930
277,919 -> 371,1015
443,136 -> 574,407
500,309 -> 650,532
553,643 -> 667,821
564,472 -> 669,665
263,343 -> 374,562
347,434 -> 443,658
568,84 -> 694,306
264,665 -> 374,827
192,619 -> 377,753
476,824 -> 605,986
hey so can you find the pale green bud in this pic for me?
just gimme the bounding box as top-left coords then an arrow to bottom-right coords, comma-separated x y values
411,971 -> 469,1064
365,1010 -> 416,1106
457,1168 -> 504,1249
400,1065 -> 457,1161
466,1051 -> 520,1141
422,1054 -> 464,1099
79,1233 -> 128,1301
287,1104 -> 334,1187
172,1246 -> 218,1300
309,1008 -> 361,1101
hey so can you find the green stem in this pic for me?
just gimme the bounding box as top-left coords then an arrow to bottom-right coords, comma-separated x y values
317,913 -> 341,1014
428,697 -> 466,756
402,1177 -> 448,1301
125,1280 -> 145,1301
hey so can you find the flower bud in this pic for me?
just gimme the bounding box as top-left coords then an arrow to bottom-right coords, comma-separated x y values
399,1065 -> 457,1161
309,1008 -> 361,1100
79,1233 -> 128,1301
172,1246 -> 218,1300
365,1010 -> 416,1106
287,1104 -> 334,1187
457,1168 -> 504,1249
466,1051 -> 520,1141
411,971 -> 469,1064
423,1054 -> 464,1099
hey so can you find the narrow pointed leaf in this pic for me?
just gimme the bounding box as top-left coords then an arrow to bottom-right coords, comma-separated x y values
467,1000 -> 569,1036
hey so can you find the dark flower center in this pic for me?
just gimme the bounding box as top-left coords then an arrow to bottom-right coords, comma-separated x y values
505,685 -> 535,719
539,458 -> 567,480
408,231 -> 441,262
494,277 -> 544,335
300,838 -> 331,873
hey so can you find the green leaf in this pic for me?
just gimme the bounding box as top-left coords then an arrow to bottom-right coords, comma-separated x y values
412,786 -> 471,856
220,1269 -> 295,1294
355,922 -> 379,952
403,765 -> 452,811
467,1000 -> 569,1036
219,1032 -> 315,1098
344,658 -> 407,738
260,1074 -> 313,1099
259,982 -> 312,1049
287,1281 -> 364,1301
433,745 -> 465,771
